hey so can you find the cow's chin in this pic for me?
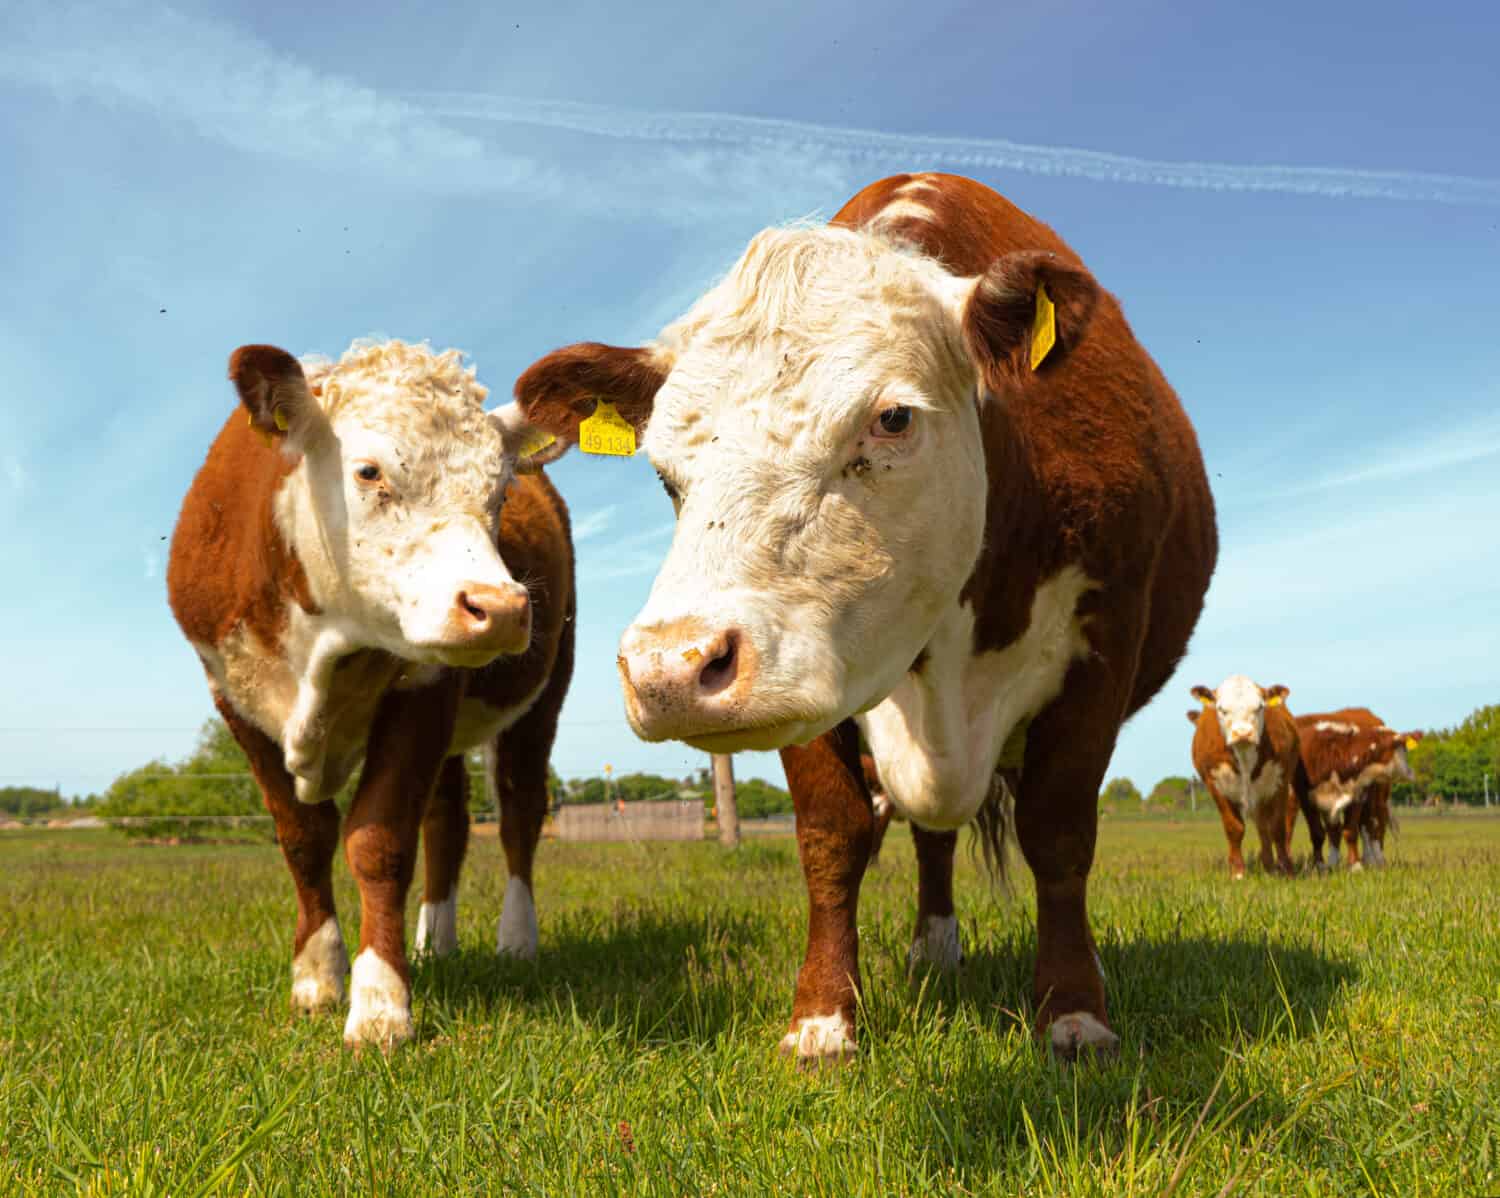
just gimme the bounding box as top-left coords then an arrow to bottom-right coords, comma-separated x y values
680,723 -> 817,754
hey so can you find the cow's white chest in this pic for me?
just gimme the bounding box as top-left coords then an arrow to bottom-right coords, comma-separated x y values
1209,755 -> 1285,814
856,566 -> 1094,830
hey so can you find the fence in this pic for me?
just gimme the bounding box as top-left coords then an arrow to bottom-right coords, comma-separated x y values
550,798 -> 705,842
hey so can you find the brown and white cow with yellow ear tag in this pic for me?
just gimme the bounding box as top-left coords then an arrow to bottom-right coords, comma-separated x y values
514,173 -> 1218,1063
1293,708 -> 1420,870
168,339 -> 574,1049
1189,676 -> 1300,878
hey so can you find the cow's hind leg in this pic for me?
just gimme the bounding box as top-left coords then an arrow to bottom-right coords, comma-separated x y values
343,681 -> 458,1050
908,825 -> 963,972
216,697 -> 347,1013
493,611 -> 571,959
779,720 -> 873,1065
415,756 -> 469,957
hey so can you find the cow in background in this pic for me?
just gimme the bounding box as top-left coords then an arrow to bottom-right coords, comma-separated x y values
514,172 -> 1217,1062
1188,676 -> 1300,878
1293,709 -> 1419,870
168,339 -> 573,1048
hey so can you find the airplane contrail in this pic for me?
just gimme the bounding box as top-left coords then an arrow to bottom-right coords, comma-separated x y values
409,92 -> 1500,207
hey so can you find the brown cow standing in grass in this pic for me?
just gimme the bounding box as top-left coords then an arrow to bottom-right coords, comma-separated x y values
168,339 -> 573,1048
1188,676 -> 1300,878
514,173 -> 1217,1062
1294,708 -> 1420,870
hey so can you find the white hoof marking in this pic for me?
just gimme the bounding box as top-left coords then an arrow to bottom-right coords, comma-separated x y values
290,917 -> 347,1012
414,891 -> 458,957
907,913 -> 963,973
343,949 -> 413,1050
1048,1011 -> 1120,1062
497,876 -> 538,959
779,1012 -> 857,1061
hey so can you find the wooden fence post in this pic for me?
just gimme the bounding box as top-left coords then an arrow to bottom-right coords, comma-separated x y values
712,754 -> 740,848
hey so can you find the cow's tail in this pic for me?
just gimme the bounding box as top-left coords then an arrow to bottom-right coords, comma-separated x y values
970,769 -> 1016,892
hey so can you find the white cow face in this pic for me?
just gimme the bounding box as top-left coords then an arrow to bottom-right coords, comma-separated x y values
1192,676 -> 1288,752
232,341 -> 549,668
516,227 -> 1099,751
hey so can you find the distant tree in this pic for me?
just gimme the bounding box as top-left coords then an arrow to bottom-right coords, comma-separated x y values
1100,777 -> 1142,806
1395,704 -> 1499,806
1147,776 -> 1194,809
0,786 -> 67,818
733,777 -> 794,819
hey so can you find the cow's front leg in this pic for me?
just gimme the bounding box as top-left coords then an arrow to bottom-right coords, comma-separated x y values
1210,788 -> 1248,879
343,680 -> 459,1050
1014,659 -> 1130,1062
908,825 -> 963,972
216,697 -> 348,1012
779,720 -> 873,1065
283,631 -> 352,802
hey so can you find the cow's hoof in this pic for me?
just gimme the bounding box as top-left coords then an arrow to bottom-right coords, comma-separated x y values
1047,1012 -> 1120,1063
343,950 -> 413,1051
496,876 -> 539,960
290,918 -> 347,1013
778,1013 -> 857,1068
1231,871 -> 1246,881
1348,861 -> 1363,873
907,914 -> 964,975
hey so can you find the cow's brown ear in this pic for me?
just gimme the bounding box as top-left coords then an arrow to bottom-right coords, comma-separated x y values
514,342 -> 669,446
229,345 -> 314,445
962,251 -> 1100,384
1264,685 -> 1289,707
1186,709 -> 1201,724
1190,685 -> 1215,706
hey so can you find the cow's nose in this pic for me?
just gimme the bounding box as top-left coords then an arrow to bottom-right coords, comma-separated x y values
617,621 -> 748,739
453,583 -> 530,652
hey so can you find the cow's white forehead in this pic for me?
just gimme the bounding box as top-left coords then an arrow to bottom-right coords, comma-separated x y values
646,226 -> 971,462
302,339 -> 506,497
1216,674 -> 1263,714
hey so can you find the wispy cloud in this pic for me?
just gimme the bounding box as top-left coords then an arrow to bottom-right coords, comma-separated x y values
3,455 -> 24,494
1282,411 -> 1500,495
571,505 -> 618,543
576,519 -> 676,582
143,549 -> 159,581
411,93 -> 1500,208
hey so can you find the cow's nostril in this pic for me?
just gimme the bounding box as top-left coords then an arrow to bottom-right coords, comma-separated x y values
697,632 -> 739,696
458,592 -> 489,625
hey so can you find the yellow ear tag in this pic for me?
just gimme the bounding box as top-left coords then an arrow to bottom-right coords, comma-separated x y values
1199,694 -> 1215,708
273,406 -> 289,432
1405,737 -> 1418,750
517,430 -> 556,459
1029,284 -> 1056,371
578,400 -> 636,457
1267,695 -> 1282,708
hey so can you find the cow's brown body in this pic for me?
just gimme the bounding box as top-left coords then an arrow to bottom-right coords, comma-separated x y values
514,173 -> 1217,1059
774,175 -> 1218,1055
1293,708 -> 1415,870
168,354 -> 573,1045
1189,696 -> 1301,877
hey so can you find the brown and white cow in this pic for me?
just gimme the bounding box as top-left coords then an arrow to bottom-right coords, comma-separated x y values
168,339 -> 574,1048
514,173 -> 1217,1061
1293,708 -> 1419,871
1188,676 -> 1300,878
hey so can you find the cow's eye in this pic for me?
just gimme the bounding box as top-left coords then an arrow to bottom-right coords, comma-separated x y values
657,471 -> 680,505
353,462 -> 382,485
874,405 -> 913,437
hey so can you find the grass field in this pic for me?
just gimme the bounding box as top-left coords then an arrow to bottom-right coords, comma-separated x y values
2,811 -> 1497,1196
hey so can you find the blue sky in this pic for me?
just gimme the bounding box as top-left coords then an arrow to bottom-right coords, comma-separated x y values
2,0 -> 1497,798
